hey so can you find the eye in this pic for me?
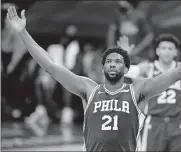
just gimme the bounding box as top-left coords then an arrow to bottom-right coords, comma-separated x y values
159,47 -> 166,50
106,60 -> 111,63
169,48 -> 174,51
116,60 -> 121,63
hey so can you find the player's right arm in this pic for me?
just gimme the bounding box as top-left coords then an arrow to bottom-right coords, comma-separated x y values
7,6 -> 98,99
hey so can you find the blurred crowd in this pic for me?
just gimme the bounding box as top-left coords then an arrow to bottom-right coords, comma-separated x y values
1,0 -> 181,133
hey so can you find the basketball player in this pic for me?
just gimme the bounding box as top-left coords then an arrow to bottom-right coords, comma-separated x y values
140,34 -> 181,151
7,6 -> 181,151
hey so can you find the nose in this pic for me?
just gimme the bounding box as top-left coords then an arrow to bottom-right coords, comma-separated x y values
165,49 -> 170,52
110,61 -> 116,68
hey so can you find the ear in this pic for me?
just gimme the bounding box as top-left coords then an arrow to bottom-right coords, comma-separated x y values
124,67 -> 129,74
174,49 -> 178,57
102,69 -> 104,74
156,48 -> 159,56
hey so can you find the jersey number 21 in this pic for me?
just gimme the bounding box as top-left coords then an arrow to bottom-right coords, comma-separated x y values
102,115 -> 118,130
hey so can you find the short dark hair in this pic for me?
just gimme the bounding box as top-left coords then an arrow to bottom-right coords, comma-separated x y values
101,47 -> 130,69
154,33 -> 180,50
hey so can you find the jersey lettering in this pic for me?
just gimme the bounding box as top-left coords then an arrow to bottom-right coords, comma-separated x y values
93,99 -> 130,114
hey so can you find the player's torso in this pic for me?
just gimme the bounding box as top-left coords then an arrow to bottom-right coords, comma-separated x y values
83,84 -> 145,151
146,61 -> 181,117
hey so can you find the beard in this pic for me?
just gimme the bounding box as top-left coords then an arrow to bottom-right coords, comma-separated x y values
104,71 -> 123,82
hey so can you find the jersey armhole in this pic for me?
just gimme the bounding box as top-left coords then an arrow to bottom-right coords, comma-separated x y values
130,84 -> 145,151
84,85 -> 100,115
130,84 -> 142,114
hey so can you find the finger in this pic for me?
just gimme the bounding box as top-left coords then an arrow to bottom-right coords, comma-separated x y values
123,36 -> 129,45
123,36 -> 128,43
10,6 -> 16,17
121,35 -> 126,41
119,38 -> 123,45
7,12 -> 11,21
8,6 -> 14,19
119,36 -> 124,41
7,8 -> 12,19
122,35 -> 126,40
117,41 -> 121,47
123,35 -> 128,40
7,13 -> 11,23
21,10 -> 26,20
121,38 -> 127,46
120,36 -> 124,41
12,6 -> 18,17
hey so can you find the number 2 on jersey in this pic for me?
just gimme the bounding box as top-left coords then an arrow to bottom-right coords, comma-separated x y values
102,115 -> 118,130
157,90 -> 176,104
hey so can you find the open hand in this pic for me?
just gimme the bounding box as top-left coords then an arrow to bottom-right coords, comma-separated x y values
7,6 -> 26,33
117,36 -> 135,54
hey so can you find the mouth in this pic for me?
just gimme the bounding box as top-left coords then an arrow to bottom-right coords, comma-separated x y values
108,70 -> 117,75
109,71 -> 117,74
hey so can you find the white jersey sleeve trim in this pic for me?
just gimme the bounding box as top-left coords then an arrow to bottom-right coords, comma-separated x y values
83,136 -> 86,151
130,84 -> 145,152
130,84 -> 142,114
84,85 -> 100,115
141,115 -> 152,151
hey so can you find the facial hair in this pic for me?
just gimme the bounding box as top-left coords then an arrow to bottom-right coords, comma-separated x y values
104,71 -> 123,82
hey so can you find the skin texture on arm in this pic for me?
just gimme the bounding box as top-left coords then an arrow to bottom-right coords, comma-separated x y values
7,6 -> 98,102
133,65 -> 181,102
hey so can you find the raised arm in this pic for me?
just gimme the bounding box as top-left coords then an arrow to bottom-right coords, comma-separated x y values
7,6 -> 97,99
116,36 -> 181,102
133,65 -> 181,102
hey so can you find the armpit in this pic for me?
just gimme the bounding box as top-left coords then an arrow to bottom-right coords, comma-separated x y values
137,79 -> 149,103
138,92 -> 147,103
80,91 -> 87,101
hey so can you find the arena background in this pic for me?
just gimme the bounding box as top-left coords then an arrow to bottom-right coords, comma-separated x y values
1,0 -> 181,151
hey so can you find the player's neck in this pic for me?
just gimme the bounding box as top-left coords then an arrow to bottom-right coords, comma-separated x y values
157,59 -> 175,71
104,77 -> 124,92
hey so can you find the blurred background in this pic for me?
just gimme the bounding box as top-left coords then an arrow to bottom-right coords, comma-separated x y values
1,0 -> 181,151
